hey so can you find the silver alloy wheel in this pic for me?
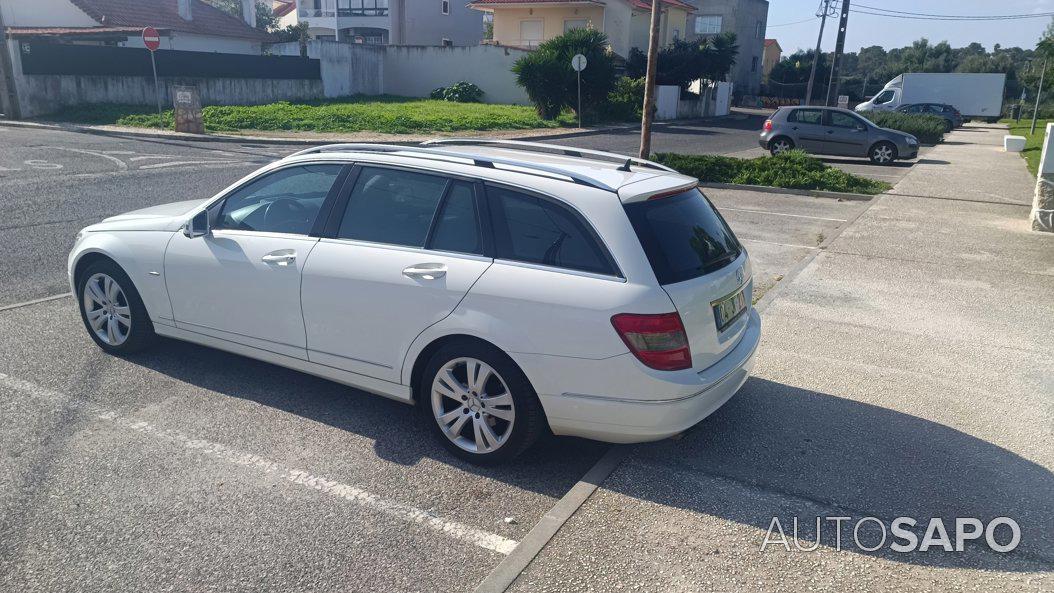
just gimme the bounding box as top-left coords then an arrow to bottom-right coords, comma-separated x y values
83,272 -> 131,346
771,139 -> 792,154
872,144 -> 894,163
431,357 -> 515,454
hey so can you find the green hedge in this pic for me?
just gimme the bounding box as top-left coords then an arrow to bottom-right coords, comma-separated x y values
653,150 -> 891,195
861,111 -> 946,144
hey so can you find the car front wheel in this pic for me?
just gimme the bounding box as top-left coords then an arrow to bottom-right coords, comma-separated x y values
868,142 -> 897,165
77,259 -> 155,354
421,340 -> 544,464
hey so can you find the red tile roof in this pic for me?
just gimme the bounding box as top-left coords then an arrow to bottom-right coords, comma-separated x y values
67,0 -> 273,41
273,1 -> 296,19
764,38 -> 780,48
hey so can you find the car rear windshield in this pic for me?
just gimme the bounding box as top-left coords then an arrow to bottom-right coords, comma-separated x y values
624,188 -> 742,285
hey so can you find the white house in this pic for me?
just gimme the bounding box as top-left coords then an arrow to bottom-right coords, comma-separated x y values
0,0 -> 273,55
274,0 -> 483,46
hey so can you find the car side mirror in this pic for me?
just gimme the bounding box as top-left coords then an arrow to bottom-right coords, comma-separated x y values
856,124 -> 867,132
183,210 -> 210,238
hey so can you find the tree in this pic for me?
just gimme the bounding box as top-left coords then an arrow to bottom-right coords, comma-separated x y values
701,32 -> 739,84
512,28 -> 616,120
625,33 -> 738,89
204,0 -> 277,32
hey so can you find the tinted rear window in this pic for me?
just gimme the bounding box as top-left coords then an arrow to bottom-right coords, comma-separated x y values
624,189 -> 742,285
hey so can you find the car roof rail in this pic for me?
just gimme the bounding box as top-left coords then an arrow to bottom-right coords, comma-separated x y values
288,143 -> 616,191
420,138 -> 677,173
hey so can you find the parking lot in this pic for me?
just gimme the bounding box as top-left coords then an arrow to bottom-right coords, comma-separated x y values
0,125 -> 876,591
2,124 -> 1050,592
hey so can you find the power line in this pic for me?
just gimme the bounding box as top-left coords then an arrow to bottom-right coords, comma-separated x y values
768,16 -> 819,28
850,4 -> 1054,21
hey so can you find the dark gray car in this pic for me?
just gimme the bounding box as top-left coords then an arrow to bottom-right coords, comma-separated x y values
759,106 -> 919,165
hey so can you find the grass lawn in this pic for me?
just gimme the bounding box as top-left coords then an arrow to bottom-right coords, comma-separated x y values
45,96 -> 574,134
1001,118 -> 1049,176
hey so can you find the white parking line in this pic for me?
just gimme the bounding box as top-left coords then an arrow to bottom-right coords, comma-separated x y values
740,238 -> 819,250
718,207 -> 849,222
0,372 -> 519,556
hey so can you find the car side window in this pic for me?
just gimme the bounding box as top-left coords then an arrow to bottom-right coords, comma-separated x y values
487,186 -> 615,276
828,111 -> 861,128
337,167 -> 449,248
216,164 -> 342,235
789,109 -> 822,125
873,90 -> 895,105
428,182 -> 483,255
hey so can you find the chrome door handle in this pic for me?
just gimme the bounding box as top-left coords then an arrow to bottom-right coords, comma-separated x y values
261,251 -> 296,266
403,263 -> 447,280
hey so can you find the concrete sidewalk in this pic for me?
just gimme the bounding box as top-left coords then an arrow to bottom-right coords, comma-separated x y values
497,125 -> 1054,591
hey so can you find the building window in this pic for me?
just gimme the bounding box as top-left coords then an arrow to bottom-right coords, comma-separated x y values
751,56 -> 758,72
442,0 -> 449,15
337,0 -> 389,17
756,20 -> 764,39
442,38 -> 452,46
673,28 -> 680,40
694,15 -> 722,35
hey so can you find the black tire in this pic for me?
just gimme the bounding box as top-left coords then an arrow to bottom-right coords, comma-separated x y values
76,259 -> 155,354
418,339 -> 545,464
769,136 -> 795,156
944,120 -> 954,133
868,141 -> 897,165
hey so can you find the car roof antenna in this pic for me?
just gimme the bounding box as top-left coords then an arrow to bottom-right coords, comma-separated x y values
617,159 -> 632,172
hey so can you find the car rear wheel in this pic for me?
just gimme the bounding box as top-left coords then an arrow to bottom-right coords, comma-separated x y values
944,120 -> 954,133
769,136 -> 795,156
77,259 -> 155,354
868,141 -> 897,165
421,340 -> 544,464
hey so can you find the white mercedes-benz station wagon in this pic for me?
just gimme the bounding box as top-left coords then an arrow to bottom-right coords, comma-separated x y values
69,140 -> 760,463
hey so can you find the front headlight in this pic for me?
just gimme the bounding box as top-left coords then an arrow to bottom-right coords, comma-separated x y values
905,136 -> 918,145
75,229 -> 88,244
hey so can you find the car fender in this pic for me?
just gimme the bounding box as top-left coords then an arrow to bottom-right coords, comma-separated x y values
69,231 -> 177,322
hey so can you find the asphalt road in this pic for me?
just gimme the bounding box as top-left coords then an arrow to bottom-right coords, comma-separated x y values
0,125 -> 872,591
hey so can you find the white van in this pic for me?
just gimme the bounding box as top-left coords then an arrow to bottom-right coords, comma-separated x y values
856,73 -> 1006,120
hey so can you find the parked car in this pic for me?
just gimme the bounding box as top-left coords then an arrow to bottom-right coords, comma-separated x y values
896,103 -> 963,132
760,106 -> 919,165
68,140 -> 761,464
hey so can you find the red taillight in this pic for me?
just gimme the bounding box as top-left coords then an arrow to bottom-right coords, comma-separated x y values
611,312 -> 692,371
763,119 -> 773,131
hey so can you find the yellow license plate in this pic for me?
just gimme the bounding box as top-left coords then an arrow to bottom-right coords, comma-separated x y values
712,286 -> 748,331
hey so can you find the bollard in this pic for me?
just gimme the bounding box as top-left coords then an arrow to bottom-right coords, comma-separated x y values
1032,122 -> 1054,232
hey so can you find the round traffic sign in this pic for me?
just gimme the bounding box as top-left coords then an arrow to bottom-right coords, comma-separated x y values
142,27 -> 161,51
571,54 -> 587,72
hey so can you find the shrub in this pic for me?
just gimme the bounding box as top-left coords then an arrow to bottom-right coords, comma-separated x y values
597,76 -> 644,122
512,28 -> 616,120
862,111 -> 946,144
653,150 -> 890,195
441,81 -> 484,103
430,87 -> 446,100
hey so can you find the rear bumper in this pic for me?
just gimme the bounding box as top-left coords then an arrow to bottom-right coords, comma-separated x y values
533,308 -> 761,444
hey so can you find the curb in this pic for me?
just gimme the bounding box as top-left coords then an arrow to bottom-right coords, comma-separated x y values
697,181 -> 876,201
0,116 -> 728,146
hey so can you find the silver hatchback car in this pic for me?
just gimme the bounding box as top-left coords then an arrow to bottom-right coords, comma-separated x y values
759,106 -> 919,165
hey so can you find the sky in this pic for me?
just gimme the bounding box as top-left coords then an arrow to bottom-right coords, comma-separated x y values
767,0 -> 1052,54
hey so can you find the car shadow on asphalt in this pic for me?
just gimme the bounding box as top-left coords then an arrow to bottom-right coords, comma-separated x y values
127,337 -> 608,498
614,376 -> 1054,572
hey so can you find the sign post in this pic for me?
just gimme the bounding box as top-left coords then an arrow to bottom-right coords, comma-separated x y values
142,27 -> 163,130
571,53 -> 587,129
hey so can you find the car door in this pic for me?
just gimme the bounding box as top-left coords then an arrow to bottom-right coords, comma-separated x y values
300,165 -> 492,383
787,108 -> 827,153
822,110 -> 870,157
164,163 -> 347,359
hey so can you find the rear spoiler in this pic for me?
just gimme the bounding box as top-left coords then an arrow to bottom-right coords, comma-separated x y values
617,174 -> 699,203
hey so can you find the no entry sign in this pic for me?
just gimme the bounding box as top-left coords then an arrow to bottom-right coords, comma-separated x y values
142,27 -> 161,51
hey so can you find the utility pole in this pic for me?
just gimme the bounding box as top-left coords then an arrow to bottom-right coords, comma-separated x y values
0,4 -> 22,119
1032,60 -> 1046,136
825,0 -> 851,106
639,0 -> 663,159
804,0 -> 831,106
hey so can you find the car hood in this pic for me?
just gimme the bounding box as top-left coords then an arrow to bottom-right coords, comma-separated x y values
86,198 -> 208,232
878,127 -> 917,142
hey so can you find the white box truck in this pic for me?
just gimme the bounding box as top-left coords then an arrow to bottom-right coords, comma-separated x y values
855,73 -> 1006,121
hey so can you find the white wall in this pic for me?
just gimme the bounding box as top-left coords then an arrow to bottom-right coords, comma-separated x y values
270,40 -> 384,97
383,45 -> 529,105
0,0 -> 97,27
603,1 -> 631,59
